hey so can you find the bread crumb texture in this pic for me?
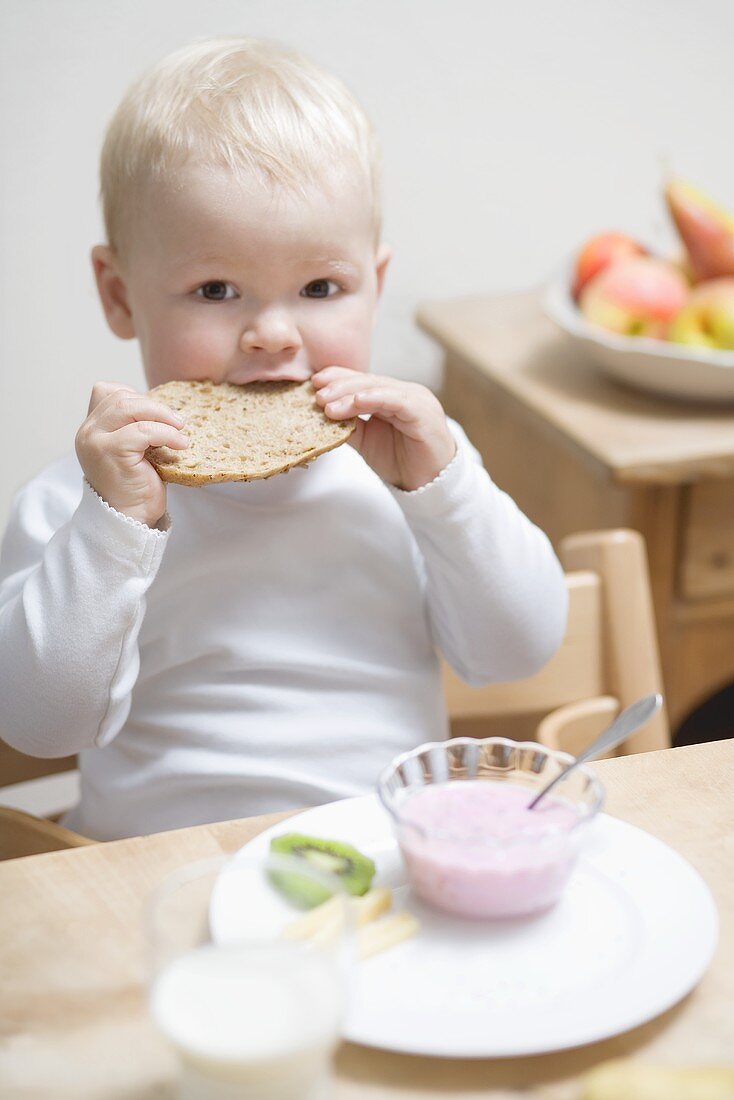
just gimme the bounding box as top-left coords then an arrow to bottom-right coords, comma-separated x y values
146,380 -> 357,485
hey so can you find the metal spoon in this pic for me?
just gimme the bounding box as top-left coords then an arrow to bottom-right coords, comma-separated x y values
528,692 -> 663,810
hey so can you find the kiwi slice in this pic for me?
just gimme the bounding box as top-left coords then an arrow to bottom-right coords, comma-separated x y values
269,833 -> 376,909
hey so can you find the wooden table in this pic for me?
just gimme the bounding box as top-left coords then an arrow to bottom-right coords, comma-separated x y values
1,741 -> 732,1099
417,291 -> 734,732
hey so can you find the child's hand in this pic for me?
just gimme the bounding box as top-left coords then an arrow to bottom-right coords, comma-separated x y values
312,367 -> 456,490
75,382 -> 189,526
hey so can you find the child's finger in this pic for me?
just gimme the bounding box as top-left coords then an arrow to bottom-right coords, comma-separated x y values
87,381 -> 138,415
315,373 -> 395,406
325,387 -> 415,420
96,395 -> 187,433
311,365 -> 357,388
110,421 -> 190,456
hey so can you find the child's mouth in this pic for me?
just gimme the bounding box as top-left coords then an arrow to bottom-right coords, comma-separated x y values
225,365 -> 312,385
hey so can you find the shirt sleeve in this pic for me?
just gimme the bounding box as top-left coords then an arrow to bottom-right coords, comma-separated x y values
0,476 -> 170,758
388,420 -> 568,685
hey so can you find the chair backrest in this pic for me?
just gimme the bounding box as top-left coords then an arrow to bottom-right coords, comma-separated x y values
443,528 -> 669,755
444,569 -> 605,717
0,742 -> 79,819
0,807 -> 94,860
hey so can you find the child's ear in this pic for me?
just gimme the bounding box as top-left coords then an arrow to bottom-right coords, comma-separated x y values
91,245 -> 136,339
374,242 -> 392,299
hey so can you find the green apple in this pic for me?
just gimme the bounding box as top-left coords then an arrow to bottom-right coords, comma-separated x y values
669,278 -> 734,350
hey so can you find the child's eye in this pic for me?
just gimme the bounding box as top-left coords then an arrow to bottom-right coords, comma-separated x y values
195,281 -> 237,302
301,279 -> 340,299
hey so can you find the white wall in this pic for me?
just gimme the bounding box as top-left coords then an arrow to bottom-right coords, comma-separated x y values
1,0 -> 732,529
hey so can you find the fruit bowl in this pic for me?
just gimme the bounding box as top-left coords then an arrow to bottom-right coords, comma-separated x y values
544,261 -> 734,403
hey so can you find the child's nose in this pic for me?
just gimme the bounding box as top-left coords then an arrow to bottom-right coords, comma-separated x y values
240,309 -> 302,354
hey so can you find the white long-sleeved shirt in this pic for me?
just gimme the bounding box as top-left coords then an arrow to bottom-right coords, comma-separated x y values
0,421 -> 567,839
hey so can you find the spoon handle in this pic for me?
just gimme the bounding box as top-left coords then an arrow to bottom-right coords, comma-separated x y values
573,693 -> 663,768
528,693 -> 663,810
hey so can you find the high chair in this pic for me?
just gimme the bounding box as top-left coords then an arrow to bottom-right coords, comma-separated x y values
443,528 -> 669,756
0,528 -> 667,860
0,749 -> 90,860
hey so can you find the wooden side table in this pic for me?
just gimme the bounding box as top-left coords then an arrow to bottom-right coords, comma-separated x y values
417,289 -> 734,731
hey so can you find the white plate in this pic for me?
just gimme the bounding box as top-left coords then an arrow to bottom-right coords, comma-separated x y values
210,794 -> 718,1059
544,264 -> 734,403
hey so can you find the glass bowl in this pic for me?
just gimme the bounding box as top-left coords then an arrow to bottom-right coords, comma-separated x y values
377,736 -> 604,920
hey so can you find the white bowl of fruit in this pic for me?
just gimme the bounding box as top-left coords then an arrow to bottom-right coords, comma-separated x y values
543,179 -> 734,402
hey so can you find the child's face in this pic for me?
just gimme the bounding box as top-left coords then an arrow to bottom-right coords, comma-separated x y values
96,164 -> 391,388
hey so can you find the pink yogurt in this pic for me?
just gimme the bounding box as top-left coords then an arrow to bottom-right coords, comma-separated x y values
397,780 -> 584,919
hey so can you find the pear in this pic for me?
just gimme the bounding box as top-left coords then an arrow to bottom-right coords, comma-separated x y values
665,179 -> 734,283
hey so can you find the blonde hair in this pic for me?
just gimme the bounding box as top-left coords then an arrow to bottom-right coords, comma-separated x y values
99,37 -> 382,263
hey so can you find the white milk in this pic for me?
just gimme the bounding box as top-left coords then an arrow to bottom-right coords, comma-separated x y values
150,941 -> 343,1100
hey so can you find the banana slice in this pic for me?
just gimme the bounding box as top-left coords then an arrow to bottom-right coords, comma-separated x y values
282,894 -> 344,941
357,911 -> 420,960
351,887 -> 393,927
283,887 -> 393,939
282,887 -> 420,959
582,1060 -> 734,1100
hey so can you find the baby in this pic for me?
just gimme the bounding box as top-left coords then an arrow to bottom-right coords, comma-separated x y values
0,38 -> 568,840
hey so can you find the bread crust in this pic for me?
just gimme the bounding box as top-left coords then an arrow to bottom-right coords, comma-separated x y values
145,379 -> 357,485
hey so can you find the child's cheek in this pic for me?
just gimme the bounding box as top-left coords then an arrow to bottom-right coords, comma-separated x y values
309,312 -> 374,374
144,326 -> 227,386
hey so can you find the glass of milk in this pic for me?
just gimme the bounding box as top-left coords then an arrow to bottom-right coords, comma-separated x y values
146,852 -> 354,1100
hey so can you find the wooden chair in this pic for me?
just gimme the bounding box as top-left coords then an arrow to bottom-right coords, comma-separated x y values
1,528 -> 667,860
0,807 -> 94,860
444,528 -> 669,755
0,744 -> 87,861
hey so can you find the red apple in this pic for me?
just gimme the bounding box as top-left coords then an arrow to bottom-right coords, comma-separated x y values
572,232 -> 647,300
579,256 -> 689,338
